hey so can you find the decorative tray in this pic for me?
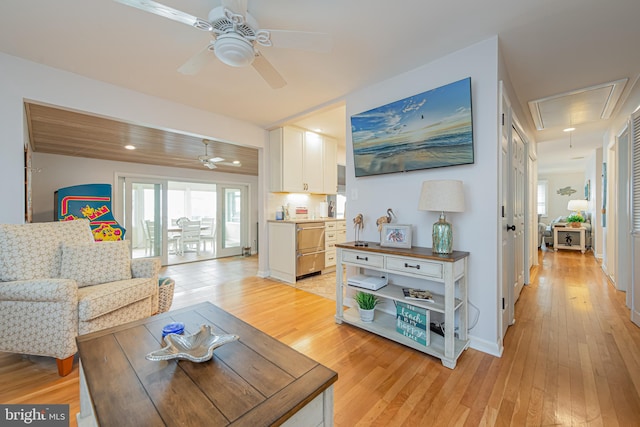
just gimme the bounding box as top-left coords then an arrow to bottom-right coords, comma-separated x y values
146,324 -> 239,363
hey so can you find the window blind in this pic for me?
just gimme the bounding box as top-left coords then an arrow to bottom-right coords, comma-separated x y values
632,111 -> 640,231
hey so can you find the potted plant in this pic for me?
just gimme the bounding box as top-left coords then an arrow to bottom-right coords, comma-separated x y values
566,213 -> 585,228
354,291 -> 379,323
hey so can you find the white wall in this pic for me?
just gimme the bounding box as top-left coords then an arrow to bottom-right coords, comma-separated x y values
0,52 -> 266,220
344,37 -> 501,355
0,52 -> 269,271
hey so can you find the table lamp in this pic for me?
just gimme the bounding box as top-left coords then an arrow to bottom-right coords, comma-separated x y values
418,180 -> 465,254
567,199 -> 588,215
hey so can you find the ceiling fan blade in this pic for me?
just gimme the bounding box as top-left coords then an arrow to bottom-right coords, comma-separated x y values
267,30 -> 332,53
221,0 -> 248,16
114,0 -> 212,31
252,51 -> 286,89
178,45 -> 213,75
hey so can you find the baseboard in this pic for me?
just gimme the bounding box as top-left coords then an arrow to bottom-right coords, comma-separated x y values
256,269 -> 269,278
469,335 -> 502,357
632,308 -> 640,326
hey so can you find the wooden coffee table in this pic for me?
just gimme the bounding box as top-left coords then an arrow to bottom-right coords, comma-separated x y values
76,302 -> 338,426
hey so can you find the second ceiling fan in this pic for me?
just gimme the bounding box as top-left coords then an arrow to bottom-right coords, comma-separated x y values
198,139 -> 240,169
114,0 -> 332,88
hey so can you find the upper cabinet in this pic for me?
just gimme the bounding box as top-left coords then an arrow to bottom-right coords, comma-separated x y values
270,127 -> 337,194
323,136 -> 337,195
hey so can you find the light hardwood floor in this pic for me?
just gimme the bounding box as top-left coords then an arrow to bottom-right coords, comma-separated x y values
1,249 -> 639,426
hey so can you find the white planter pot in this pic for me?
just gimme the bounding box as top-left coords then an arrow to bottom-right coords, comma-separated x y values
359,307 -> 375,323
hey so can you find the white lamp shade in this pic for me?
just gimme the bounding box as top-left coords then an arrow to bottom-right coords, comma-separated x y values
567,199 -> 588,212
418,180 -> 465,213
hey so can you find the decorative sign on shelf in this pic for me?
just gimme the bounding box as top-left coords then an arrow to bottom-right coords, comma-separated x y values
395,301 -> 430,346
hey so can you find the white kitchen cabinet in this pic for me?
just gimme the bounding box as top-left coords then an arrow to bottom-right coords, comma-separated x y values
303,131 -> 324,193
268,221 -> 297,283
323,136 -> 337,195
335,241 -> 469,369
324,220 -> 345,269
270,127 -> 303,193
324,221 -> 337,268
336,220 -> 346,243
269,127 -> 337,194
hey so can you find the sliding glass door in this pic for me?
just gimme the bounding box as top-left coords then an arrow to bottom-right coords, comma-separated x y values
167,181 -> 217,263
216,184 -> 248,258
121,178 -> 169,263
118,175 -> 249,265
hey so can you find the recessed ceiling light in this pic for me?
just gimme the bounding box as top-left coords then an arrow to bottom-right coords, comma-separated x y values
563,127 -> 575,132
124,145 -> 136,150
314,128 -> 323,132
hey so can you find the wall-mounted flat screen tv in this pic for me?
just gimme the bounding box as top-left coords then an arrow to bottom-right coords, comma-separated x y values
350,77 -> 474,177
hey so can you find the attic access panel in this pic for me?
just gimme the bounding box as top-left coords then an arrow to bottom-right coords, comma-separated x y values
528,78 -> 627,130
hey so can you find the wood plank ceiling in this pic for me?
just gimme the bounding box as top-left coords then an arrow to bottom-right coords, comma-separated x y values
25,102 -> 259,176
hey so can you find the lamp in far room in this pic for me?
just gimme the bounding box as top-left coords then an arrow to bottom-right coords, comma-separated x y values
418,180 -> 465,254
567,199 -> 588,215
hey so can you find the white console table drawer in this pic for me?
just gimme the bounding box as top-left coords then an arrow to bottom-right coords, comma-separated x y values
386,255 -> 443,279
342,249 -> 384,268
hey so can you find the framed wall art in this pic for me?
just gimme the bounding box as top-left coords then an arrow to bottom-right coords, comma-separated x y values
350,77 -> 474,177
584,179 -> 590,201
380,224 -> 412,248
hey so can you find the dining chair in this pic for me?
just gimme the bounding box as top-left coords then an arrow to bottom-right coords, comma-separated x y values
200,217 -> 216,253
143,220 -> 155,256
177,220 -> 201,255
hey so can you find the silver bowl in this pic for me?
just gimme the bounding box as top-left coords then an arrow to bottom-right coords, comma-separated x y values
146,324 -> 239,363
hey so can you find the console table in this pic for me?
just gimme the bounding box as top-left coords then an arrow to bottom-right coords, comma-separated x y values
334,242 -> 469,369
553,225 -> 587,253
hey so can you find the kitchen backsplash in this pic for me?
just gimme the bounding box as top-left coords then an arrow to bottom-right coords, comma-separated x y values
268,193 -> 331,220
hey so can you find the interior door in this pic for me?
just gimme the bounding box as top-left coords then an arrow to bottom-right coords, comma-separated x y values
512,126 -> 526,304
121,177 -> 169,265
500,83 -> 514,335
216,184 -> 248,258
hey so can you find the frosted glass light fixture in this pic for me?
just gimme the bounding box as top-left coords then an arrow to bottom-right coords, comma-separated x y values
418,180 -> 465,254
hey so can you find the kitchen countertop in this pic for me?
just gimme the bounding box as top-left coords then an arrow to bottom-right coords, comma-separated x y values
267,218 -> 345,223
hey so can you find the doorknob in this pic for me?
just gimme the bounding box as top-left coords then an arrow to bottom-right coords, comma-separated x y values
507,224 -> 516,231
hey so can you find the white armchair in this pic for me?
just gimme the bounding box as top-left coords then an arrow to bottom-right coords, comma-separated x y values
0,219 -> 160,376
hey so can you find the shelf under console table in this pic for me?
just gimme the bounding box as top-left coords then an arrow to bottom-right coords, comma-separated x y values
334,241 -> 470,369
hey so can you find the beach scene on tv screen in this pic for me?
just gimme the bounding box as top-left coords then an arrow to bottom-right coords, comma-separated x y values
351,77 -> 474,177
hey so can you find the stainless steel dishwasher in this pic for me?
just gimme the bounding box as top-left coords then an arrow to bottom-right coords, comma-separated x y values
296,222 -> 325,278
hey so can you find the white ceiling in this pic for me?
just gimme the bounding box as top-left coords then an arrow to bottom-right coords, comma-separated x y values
1,0 -> 639,174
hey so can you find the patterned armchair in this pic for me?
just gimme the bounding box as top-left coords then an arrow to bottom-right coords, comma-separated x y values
0,219 -> 161,376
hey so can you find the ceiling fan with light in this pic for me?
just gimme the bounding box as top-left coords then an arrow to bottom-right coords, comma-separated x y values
199,139 -> 241,169
114,0 -> 332,88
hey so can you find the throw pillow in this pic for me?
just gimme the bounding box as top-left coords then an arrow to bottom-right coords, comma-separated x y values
0,219 -> 94,281
60,240 -> 132,287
